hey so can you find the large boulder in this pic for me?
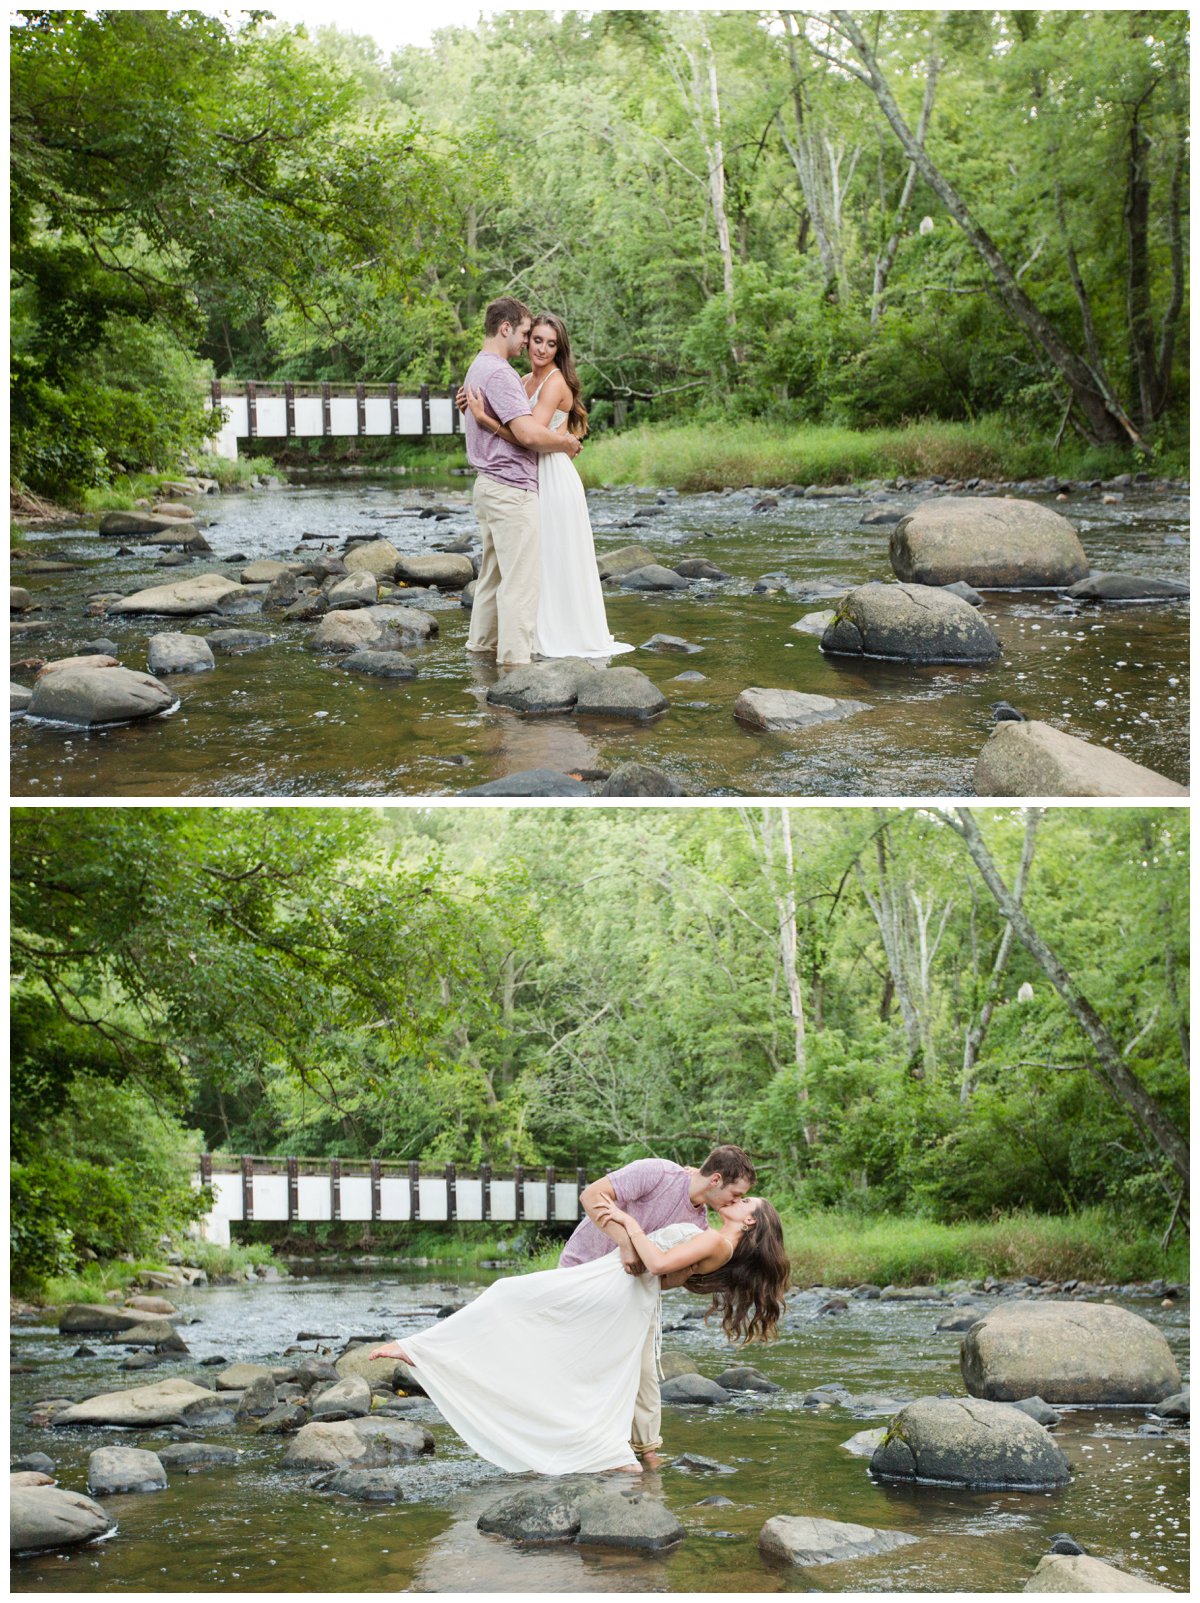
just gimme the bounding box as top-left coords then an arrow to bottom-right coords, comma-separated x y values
760,1514 -> 918,1567
714,1366 -> 781,1394
596,544 -> 658,580
574,666 -> 668,720
51,1378 -> 216,1428
487,659 -> 594,713
311,1376 -> 371,1421
282,1417 -> 432,1470
308,605 -> 437,654
98,510 -> 196,538
108,573 -> 243,615
659,1374 -> 731,1406
733,688 -> 870,731
618,564 -> 688,592
87,1446 -> 168,1496
975,721 -> 1187,798
146,633 -> 215,675
1023,1553 -> 1173,1592
890,498 -> 1089,587
821,583 -> 1001,664
575,1489 -> 685,1551
59,1304 -> 157,1335
598,762 -> 683,797
393,553 -> 474,589
11,1486 -> 115,1554
326,571 -> 378,610
344,539 -> 402,579
961,1302 -> 1182,1404
27,666 -> 177,727
870,1396 -> 1071,1488
334,1345 -> 418,1391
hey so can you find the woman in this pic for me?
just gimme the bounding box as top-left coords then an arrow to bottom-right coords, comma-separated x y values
464,313 -> 631,660
369,1196 -> 788,1476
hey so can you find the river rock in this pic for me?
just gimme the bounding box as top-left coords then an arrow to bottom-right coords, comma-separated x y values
870,1396 -> 1071,1488
859,503 -> 905,526
326,571 -> 378,610
118,1319 -> 188,1352
150,502 -> 197,520
179,1396 -> 237,1427
394,553 -> 474,588
641,633 -> 701,654
333,1346 -> 416,1390
1065,573 -> 1189,602
975,720 -> 1187,797
10,1486 -> 115,1553
660,1374 -> 731,1406
714,1366 -> 781,1393
52,1378 -> 216,1429
263,572 -> 299,608
311,1466 -> 409,1503
576,1489 -> 685,1551
98,510 -> 196,537
340,650 -> 418,679
822,583 -> 1001,663
674,558 -> 730,580
11,1472 -> 55,1488
791,610 -> 837,637
235,1376 -> 277,1420
461,768 -> 592,797
311,1376 -> 371,1421
27,665 -> 177,727
146,633 -> 215,675
11,682 -> 33,712
937,1308 -> 986,1333
308,605 -> 437,653
760,1514 -> 918,1567
87,1446 -> 167,1496
960,1301 -> 1181,1404
1024,1553 -> 1172,1592
12,1455 -> 56,1475
256,1401 -> 310,1434
59,1304 -> 156,1335
11,585 -> 34,611
156,1442 -> 242,1470
659,1353 -> 702,1380
283,1417 -> 432,1469
205,629 -> 272,653
1008,1397 -> 1061,1427
574,666 -> 668,719
487,659 -> 594,713
213,1363 -> 272,1391
674,1453 -> 733,1472
344,539 -> 402,579
734,687 -> 870,731
619,564 -> 689,591
124,1296 -> 177,1317
109,573 -> 243,615
241,560 -> 299,584
890,498 -> 1089,587
598,761 -> 683,797
841,1427 -> 887,1458
1153,1390 -> 1189,1420
597,544 -> 658,579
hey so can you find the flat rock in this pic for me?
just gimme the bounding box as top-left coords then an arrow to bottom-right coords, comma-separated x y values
309,605 -> 437,653
206,629 -> 271,653
282,1417 -> 432,1470
27,665 -> 177,727
674,558 -> 730,580
574,666 -> 668,720
87,1446 -> 167,1496
936,1309 -> 986,1333
714,1366 -> 781,1393
10,1486 -> 115,1554
98,510 -> 196,537
311,1376 -> 371,1421
216,1364 -> 277,1391
240,560 -> 299,584
334,1345 -> 418,1391
597,761 -> 683,797
487,659 -> 594,712
975,721 -> 1186,798
1023,1553 -> 1172,1592
11,1455 -> 56,1475
660,1374 -> 731,1406
326,571 -> 378,609
1153,1390 -> 1189,1420
870,1396 -> 1071,1488
109,573 -> 243,615
11,682 -> 33,712
394,553 -> 474,588
156,1442 -> 242,1470
890,498 -> 1089,587
58,1304 -> 154,1334
1066,573 -> 1188,602
576,1489 -> 685,1551
1008,1397 -> 1061,1427
760,1513 -> 918,1567
52,1378 -> 216,1429
640,633 -> 701,654
734,687 -> 870,731
791,610 -> 837,637
659,1353 -> 702,1380
117,1319 -> 188,1352
822,583 -> 1001,663
460,768 -> 592,797
944,580 -> 984,606
343,539 -> 402,579
147,633 -> 215,675
311,1466 -> 409,1503
11,1471 -> 55,1488
596,544 -> 658,579
618,563 -> 689,591
960,1301 -> 1182,1404
340,650 -> 418,679
841,1427 -> 887,1458
124,1296 -> 177,1316
859,503 -> 905,526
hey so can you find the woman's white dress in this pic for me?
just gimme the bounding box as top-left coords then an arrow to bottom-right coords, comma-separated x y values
399,1222 -> 699,1474
533,390 -> 632,660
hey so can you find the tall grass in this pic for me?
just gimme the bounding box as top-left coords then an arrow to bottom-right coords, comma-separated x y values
577,418 -> 1179,492
34,1240 -> 279,1308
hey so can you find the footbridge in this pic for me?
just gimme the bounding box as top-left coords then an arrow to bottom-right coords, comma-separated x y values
196,1155 -> 587,1247
206,380 -> 462,460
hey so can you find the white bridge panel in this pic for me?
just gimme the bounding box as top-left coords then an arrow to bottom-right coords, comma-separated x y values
293,397 -> 324,434
297,1175 -> 332,1221
252,1174 -> 289,1221
456,1178 -> 483,1217
379,1177 -> 412,1221
339,1175 -> 372,1220
364,397 -> 392,432
329,397 -> 359,435
255,397 -> 288,436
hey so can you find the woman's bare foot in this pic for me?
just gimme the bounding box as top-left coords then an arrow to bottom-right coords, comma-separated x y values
615,1461 -> 643,1474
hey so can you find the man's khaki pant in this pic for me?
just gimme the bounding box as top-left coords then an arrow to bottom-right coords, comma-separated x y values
631,1319 -> 662,1456
466,475 -> 540,666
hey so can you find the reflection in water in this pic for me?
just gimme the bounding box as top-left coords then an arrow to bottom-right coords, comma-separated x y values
10,479 -> 1189,796
9,1273 -> 1189,1594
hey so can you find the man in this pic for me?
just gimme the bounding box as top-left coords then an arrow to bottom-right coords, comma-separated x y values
462,297 -> 582,667
559,1145 -> 756,1462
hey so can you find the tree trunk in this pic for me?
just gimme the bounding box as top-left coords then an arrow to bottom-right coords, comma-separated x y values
872,49 -> 937,323
831,10 -> 1151,449
961,810 -> 1040,1099
949,809 -> 1189,1191
1125,108 -> 1156,428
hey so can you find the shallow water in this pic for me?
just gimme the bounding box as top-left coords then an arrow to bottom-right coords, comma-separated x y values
9,478 -> 1189,797
10,1272 -> 1189,1593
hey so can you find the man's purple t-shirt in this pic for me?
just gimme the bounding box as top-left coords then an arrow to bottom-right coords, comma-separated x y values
464,351 -> 538,493
559,1158 -> 707,1267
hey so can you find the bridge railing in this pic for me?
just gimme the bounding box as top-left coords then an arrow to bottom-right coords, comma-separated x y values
207,379 -> 461,451
195,1154 -> 588,1245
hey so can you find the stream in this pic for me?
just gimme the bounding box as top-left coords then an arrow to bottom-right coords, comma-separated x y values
10,1268 -> 1189,1593
10,475 -> 1190,797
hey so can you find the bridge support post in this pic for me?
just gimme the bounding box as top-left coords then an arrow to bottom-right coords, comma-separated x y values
546,1166 -> 556,1223
370,1160 -> 381,1221
449,385 -> 460,436
356,382 -> 366,437
246,382 -> 257,442
420,384 -> 431,437
514,1164 -> 525,1222
445,1163 -> 457,1221
576,1168 -> 587,1213
285,382 -> 295,438
480,1163 -> 491,1220
200,1153 -> 213,1188
321,383 -> 331,439
330,1158 -> 341,1222
287,1157 -> 298,1221
241,1155 -> 254,1223
408,1160 -> 421,1222
389,384 -> 399,437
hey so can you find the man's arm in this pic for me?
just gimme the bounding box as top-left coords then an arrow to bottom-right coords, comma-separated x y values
579,1177 -> 645,1275
509,413 -> 581,457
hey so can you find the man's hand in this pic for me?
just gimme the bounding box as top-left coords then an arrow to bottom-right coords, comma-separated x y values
620,1246 -> 647,1276
562,432 -> 582,459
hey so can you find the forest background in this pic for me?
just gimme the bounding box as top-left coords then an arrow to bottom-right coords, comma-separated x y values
10,805 -> 1190,1295
10,7 -> 1189,505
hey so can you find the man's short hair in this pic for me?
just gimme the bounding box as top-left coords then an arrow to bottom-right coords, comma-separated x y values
484,297 -> 532,336
699,1145 -> 756,1185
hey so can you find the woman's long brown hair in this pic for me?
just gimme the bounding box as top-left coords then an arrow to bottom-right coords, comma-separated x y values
687,1201 -> 790,1345
532,312 -> 588,438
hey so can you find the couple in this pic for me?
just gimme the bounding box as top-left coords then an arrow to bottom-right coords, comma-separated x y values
370,1146 -> 789,1476
460,296 -> 631,667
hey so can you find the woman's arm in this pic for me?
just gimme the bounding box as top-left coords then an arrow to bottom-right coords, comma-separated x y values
464,386 -> 520,445
596,1201 -> 727,1277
